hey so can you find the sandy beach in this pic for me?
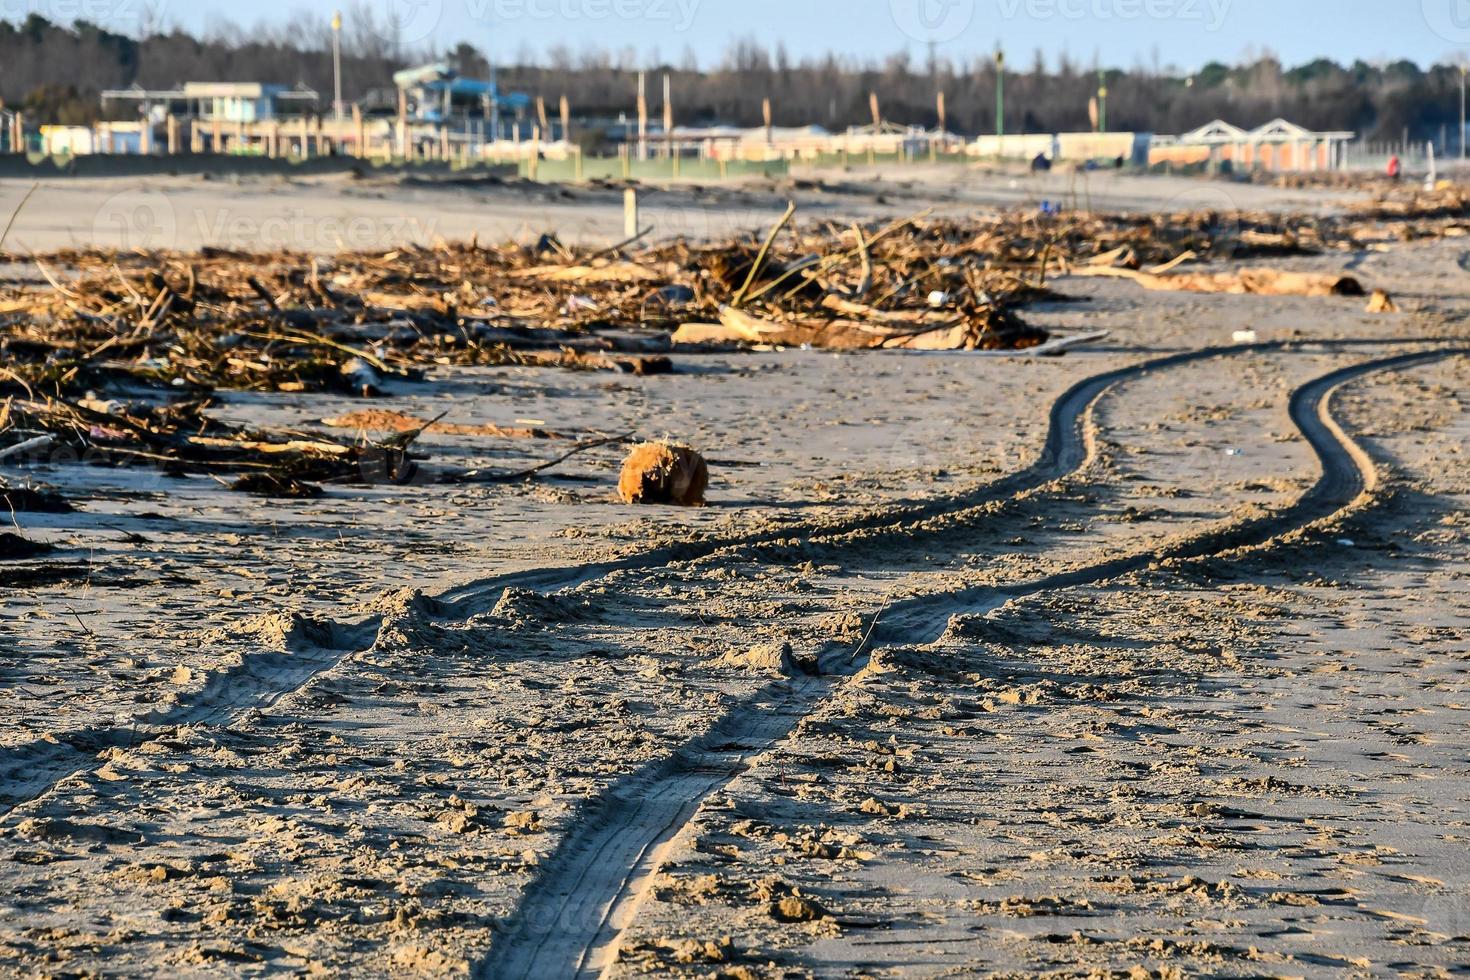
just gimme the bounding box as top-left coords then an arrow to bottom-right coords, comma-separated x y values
0,166 -> 1466,978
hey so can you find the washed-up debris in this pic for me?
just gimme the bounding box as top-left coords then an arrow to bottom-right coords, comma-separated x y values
321,410 -> 565,440
229,473 -> 325,498
0,478 -> 72,513
618,442 -> 709,506
0,531 -> 52,560
1069,265 -> 1364,297
2,188 -> 1465,493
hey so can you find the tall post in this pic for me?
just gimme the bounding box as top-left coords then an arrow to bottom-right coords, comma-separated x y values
662,73 -> 673,161
397,86 -> 408,159
1098,70 -> 1108,135
353,103 -> 364,158
936,90 -> 946,159
560,95 -> 570,144
763,97 -> 772,147
636,71 -> 648,161
624,187 -> 639,238
995,49 -> 1005,139
331,11 -> 344,121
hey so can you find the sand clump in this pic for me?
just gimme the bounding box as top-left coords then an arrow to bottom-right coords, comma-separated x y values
1366,288 -> 1399,313
618,442 -> 709,506
201,611 -> 341,651
714,641 -> 813,676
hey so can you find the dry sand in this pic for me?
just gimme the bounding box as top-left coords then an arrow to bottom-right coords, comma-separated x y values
1,165 -> 1355,254
0,169 -> 1466,979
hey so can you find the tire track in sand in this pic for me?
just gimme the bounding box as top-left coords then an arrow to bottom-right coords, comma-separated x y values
0,341 -> 1246,817
0,341 -> 1450,821
479,347 -> 1465,980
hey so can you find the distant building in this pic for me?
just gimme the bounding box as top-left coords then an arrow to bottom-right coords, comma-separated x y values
180,82 -> 317,122
1151,118 -> 1356,171
390,62 -> 530,133
101,82 -> 320,122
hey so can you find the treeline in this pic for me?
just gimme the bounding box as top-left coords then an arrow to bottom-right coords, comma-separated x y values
1,12 -> 1464,143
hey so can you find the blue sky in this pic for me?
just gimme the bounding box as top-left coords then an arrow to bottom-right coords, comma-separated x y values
31,0 -> 1470,71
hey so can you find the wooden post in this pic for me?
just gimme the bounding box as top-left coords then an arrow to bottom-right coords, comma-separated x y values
529,125 -> 540,180
140,120 -> 152,155
624,187 -> 638,239
636,71 -> 647,160
574,144 -> 583,181
536,96 -> 549,135
298,117 -> 310,159
397,87 -> 408,159
166,114 -> 178,154
190,120 -> 203,154
869,91 -> 881,132
560,94 -> 571,144
315,114 -> 325,156
763,97 -> 773,147
935,90 -> 946,162
662,73 -> 673,161
353,104 -> 364,158
271,121 -> 282,159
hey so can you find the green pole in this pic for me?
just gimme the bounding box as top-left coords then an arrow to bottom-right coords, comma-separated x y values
996,49 -> 1005,140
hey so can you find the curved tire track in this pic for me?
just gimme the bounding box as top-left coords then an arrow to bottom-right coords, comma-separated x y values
0,341 -> 1452,821
478,346 -> 1465,980
0,340 -> 1231,817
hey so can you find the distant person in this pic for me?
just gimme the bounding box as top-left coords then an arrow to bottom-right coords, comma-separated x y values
1031,152 -> 1051,172
1387,154 -> 1401,180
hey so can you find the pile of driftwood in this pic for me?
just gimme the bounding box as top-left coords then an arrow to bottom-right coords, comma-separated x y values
0,190 -> 1456,494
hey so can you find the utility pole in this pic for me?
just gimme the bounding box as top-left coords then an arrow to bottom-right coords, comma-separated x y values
995,48 -> 1005,139
331,11 -> 344,122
